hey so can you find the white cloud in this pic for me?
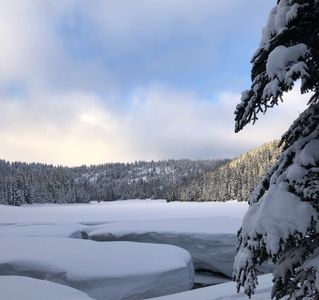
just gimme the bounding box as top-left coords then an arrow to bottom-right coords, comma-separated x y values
0,0 -> 117,94
0,1 -> 64,84
124,85 -> 309,160
0,0 -> 307,166
0,91 -> 128,166
0,86 -> 309,166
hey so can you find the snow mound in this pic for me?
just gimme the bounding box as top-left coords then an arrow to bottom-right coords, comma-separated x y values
0,238 -> 194,300
0,276 -> 94,300
149,274 -> 273,300
82,217 -> 242,278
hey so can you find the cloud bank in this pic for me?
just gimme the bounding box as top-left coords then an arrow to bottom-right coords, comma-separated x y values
0,86 -> 308,166
0,0 -> 308,166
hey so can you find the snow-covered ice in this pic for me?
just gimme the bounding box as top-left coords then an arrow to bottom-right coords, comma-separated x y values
0,237 -> 194,300
0,200 -> 248,278
0,200 -> 251,298
149,274 -> 273,300
0,276 -> 94,300
0,223 -> 86,238
82,217 -> 241,277
0,201 -> 253,279
0,200 -> 248,225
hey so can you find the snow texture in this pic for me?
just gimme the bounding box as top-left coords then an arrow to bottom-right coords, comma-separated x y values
259,0 -> 301,51
0,276 -> 94,300
0,223 -> 86,238
241,183 -> 316,255
149,274 -> 273,300
266,44 -> 308,80
0,200 -> 248,225
83,217 -> 240,278
0,237 -> 194,300
234,0 -> 314,133
234,103 -> 319,297
0,201 -> 252,297
263,44 -> 309,100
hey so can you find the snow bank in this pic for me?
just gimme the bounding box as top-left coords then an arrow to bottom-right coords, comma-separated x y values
0,238 -> 194,300
0,276 -> 94,300
0,223 -> 86,238
83,217 -> 241,278
0,201 -> 250,280
0,201 -> 252,290
149,274 -> 273,300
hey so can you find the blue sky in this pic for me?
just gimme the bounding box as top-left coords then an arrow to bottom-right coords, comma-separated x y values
0,1 -> 308,165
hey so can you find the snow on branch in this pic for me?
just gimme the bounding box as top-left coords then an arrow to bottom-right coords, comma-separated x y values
235,0 -> 319,132
234,103 -> 319,298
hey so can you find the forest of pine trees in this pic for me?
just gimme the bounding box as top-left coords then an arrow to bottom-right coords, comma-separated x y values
0,141 -> 280,205
0,159 -> 225,205
178,140 -> 281,202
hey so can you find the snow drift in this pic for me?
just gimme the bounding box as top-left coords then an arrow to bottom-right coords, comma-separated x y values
82,217 -> 240,278
149,274 -> 273,300
0,276 -> 94,300
0,237 -> 194,300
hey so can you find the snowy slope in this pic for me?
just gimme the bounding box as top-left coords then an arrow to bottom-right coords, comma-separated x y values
0,238 -> 194,300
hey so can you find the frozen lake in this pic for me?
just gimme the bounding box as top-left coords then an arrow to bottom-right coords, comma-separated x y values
0,200 -> 271,300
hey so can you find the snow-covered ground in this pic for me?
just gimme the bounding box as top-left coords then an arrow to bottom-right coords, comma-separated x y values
0,276 -> 95,300
0,200 -> 255,299
0,200 -> 248,278
0,199 -> 248,224
150,274 -> 274,300
0,223 -> 86,238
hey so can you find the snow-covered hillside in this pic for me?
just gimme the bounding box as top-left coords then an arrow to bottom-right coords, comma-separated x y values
0,159 -> 226,205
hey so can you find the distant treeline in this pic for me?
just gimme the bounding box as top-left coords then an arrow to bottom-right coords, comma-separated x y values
0,159 -> 225,205
0,141 -> 280,205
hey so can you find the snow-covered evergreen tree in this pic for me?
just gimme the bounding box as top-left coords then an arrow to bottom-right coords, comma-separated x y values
233,0 -> 319,299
